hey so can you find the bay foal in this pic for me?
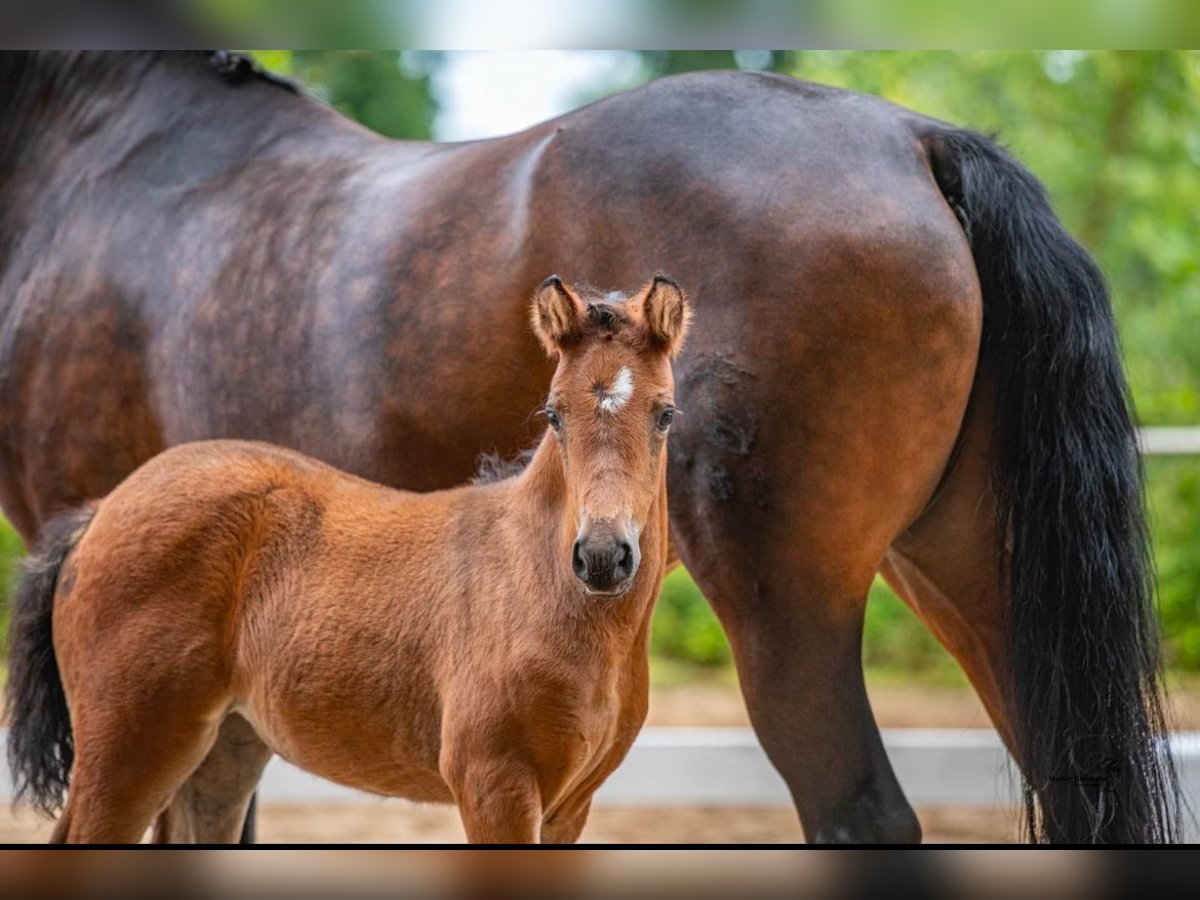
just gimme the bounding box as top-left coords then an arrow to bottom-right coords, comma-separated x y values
5,274 -> 690,844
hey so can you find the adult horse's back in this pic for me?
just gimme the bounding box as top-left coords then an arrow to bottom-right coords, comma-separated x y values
0,52 -> 1178,842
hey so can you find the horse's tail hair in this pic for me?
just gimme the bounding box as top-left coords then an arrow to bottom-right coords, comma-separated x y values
924,127 -> 1180,842
5,506 -> 94,817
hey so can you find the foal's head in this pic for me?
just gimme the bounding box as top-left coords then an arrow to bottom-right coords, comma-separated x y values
531,274 -> 691,596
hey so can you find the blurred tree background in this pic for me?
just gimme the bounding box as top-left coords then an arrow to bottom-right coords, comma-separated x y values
1,51 -> 1197,683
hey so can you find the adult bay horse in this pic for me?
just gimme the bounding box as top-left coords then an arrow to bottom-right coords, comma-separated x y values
6,276 -> 688,843
0,52 -> 1178,842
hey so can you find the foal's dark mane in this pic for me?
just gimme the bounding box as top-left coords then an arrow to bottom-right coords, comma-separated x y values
472,449 -> 538,485
573,289 -> 632,331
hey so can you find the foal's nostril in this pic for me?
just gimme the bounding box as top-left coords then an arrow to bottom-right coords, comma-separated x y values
571,539 -> 588,581
613,540 -> 633,577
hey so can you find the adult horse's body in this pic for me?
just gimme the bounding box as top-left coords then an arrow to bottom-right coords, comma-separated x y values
0,52 -> 1178,842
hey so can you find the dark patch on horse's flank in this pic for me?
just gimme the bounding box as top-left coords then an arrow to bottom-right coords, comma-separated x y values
473,448 -> 537,485
709,418 -> 753,456
707,466 -> 734,501
749,469 -> 772,511
752,579 -> 767,608
683,353 -> 759,392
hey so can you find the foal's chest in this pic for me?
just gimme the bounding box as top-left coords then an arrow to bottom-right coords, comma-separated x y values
517,662 -> 648,813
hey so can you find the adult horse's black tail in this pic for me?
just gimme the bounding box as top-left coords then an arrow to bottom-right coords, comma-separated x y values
5,507 -> 93,817
924,128 -> 1180,843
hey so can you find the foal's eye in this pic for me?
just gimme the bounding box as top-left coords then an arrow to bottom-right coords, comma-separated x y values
545,408 -> 562,431
656,408 -> 675,431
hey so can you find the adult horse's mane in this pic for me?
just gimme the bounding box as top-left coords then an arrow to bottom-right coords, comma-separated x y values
201,51 -> 299,92
0,51 -> 300,165
0,50 -> 296,99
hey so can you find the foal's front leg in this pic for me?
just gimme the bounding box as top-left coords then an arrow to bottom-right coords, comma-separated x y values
448,759 -> 543,844
541,794 -> 593,844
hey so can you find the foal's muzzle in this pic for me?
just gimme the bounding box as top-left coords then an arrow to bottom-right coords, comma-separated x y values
572,521 -> 640,595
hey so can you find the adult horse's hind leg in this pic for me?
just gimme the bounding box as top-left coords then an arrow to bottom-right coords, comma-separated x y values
673,539 -> 918,843
152,714 -> 273,844
881,386 -> 1021,757
665,197 -> 981,843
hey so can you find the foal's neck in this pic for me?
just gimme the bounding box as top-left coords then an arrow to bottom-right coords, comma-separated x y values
509,434 -> 568,508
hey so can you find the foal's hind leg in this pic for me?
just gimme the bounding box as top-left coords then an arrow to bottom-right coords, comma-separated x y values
52,711 -> 223,843
52,590 -> 236,842
152,714 -> 273,844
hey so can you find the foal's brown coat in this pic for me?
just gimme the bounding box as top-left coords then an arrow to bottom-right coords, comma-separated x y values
44,276 -> 689,843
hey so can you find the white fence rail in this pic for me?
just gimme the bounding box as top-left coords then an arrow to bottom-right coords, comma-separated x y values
1140,427 -> 1200,455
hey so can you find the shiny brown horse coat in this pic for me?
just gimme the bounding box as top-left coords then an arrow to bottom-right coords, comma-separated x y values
1,53 -> 1177,842
13,276 -> 687,843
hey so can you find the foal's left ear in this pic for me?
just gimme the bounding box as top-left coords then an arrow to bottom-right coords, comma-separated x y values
640,274 -> 692,356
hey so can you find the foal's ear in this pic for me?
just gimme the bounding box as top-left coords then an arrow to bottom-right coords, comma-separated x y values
640,274 -> 691,356
531,275 -> 585,356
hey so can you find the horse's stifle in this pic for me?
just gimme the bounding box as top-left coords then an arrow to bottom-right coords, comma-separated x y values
5,274 -> 690,844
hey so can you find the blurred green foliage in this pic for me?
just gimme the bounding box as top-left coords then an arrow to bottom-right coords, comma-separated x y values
249,51 -> 438,139
2,51 -> 1197,679
1148,457 -> 1200,668
652,567 -> 733,668
0,522 -> 22,642
650,565 -> 963,682
204,1 -> 411,48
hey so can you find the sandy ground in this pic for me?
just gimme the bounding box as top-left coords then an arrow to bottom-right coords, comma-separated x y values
0,802 -> 1017,844
648,674 -> 1200,730
646,679 -> 999,729
4,679 -> 1194,844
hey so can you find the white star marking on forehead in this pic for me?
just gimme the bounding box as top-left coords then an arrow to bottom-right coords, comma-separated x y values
598,367 -> 634,414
